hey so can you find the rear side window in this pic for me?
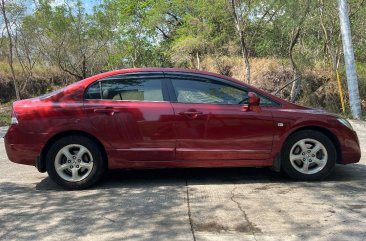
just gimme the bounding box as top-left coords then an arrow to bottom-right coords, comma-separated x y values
171,78 -> 247,104
85,82 -> 101,99
85,78 -> 164,102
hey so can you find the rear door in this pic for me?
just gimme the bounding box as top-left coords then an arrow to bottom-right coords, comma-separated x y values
84,72 -> 175,162
166,73 -> 275,161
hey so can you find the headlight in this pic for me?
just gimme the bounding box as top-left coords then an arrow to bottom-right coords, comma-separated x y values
337,118 -> 353,130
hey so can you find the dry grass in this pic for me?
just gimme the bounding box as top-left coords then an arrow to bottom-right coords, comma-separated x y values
201,56 -> 366,115
0,60 -> 72,103
0,61 -> 61,77
0,102 -> 11,126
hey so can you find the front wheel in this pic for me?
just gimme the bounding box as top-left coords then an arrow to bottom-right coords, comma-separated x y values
46,135 -> 106,190
281,130 -> 336,181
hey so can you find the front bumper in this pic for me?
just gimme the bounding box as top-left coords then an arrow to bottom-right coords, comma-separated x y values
337,128 -> 361,164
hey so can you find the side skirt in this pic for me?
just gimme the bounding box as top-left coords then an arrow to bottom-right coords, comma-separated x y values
108,158 -> 274,169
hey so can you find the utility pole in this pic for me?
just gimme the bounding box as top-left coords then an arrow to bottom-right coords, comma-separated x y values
337,0 -> 362,119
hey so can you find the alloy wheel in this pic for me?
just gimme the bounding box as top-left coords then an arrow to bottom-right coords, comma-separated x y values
54,144 -> 94,182
289,138 -> 328,175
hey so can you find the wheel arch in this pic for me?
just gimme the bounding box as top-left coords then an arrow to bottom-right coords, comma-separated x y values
38,130 -> 108,172
283,125 -> 341,163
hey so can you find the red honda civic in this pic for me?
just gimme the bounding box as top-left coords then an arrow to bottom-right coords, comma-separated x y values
4,68 -> 361,189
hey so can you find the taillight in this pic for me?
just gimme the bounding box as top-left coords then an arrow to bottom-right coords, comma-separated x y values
11,110 -> 18,125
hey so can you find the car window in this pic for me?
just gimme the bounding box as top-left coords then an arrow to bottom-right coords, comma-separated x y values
259,95 -> 279,106
96,78 -> 164,102
85,82 -> 101,99
171,78 -> 247,104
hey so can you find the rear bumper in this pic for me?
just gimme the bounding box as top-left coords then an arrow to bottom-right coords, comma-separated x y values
4,125 -> 47,166
5,142 -> 39,166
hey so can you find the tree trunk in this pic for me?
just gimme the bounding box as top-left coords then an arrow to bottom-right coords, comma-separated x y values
289,27 -> 302,102
319,0 -> 342,71
337,0 -> 362,119
82,53 -> 87,79
1,0 -> 20,100
196,52 -> 201,70
230,0 -> 251,84
239,30 -> 251,84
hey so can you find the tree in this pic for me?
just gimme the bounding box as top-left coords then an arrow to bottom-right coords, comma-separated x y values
29,0 -> 113,79
0,0 -> 22,100
100,0 -> 171,69
285,0 -> 311,102
14,15 -> 42,92
0,0 -> 365,115
229,0 -> 252,83
318,0 -> 342,71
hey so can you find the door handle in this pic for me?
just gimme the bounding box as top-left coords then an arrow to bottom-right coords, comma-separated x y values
179,111 -> 203,115
94,108 -> 119,116
178,111 -> 203,119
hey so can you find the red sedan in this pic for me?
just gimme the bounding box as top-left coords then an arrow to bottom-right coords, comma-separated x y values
4,68 -> 361,189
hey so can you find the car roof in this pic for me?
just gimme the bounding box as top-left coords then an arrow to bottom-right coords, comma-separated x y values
80,68 -> 238,84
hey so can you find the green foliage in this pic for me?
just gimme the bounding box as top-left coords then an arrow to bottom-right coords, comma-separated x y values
0,0 -> 366,115
0,102 -> 11,126
0,112 -> 10,126
18,0 -> 115,79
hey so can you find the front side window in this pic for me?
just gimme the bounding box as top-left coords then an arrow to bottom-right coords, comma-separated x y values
85,78 -> 164,102
258,95 -> 279,106
171,78 -> 247,105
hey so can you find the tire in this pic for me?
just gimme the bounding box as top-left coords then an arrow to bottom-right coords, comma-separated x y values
46,135 -> 106,190
281,130 -> 336,181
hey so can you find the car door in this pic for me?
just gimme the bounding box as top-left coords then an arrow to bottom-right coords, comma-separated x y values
83,72 -> 175,162
166,73 -> 275,161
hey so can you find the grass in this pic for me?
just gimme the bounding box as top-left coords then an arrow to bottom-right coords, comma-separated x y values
0,61 -> 59,77
0,112 -> 10,126
0,102 -> 12,126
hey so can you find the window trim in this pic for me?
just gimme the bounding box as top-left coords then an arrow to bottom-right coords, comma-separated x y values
164,72 -> 281,107
98,81 -> 102,98
84,72 -> 168,103
84,71 -> 281,106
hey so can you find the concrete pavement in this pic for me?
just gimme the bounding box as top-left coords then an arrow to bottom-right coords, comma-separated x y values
0,121 -> 365,241
0,126 -> 8,138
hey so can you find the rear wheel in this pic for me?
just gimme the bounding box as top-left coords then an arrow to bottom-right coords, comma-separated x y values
282,130 -> 336,181
46,135 -> 105,190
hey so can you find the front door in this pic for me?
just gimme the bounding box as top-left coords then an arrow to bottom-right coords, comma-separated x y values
167,75 -> 275,160
84,73 -> 175,161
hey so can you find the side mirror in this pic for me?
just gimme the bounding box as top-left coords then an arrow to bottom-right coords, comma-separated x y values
242,92 -> 261,112
248,92 -> 260,107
